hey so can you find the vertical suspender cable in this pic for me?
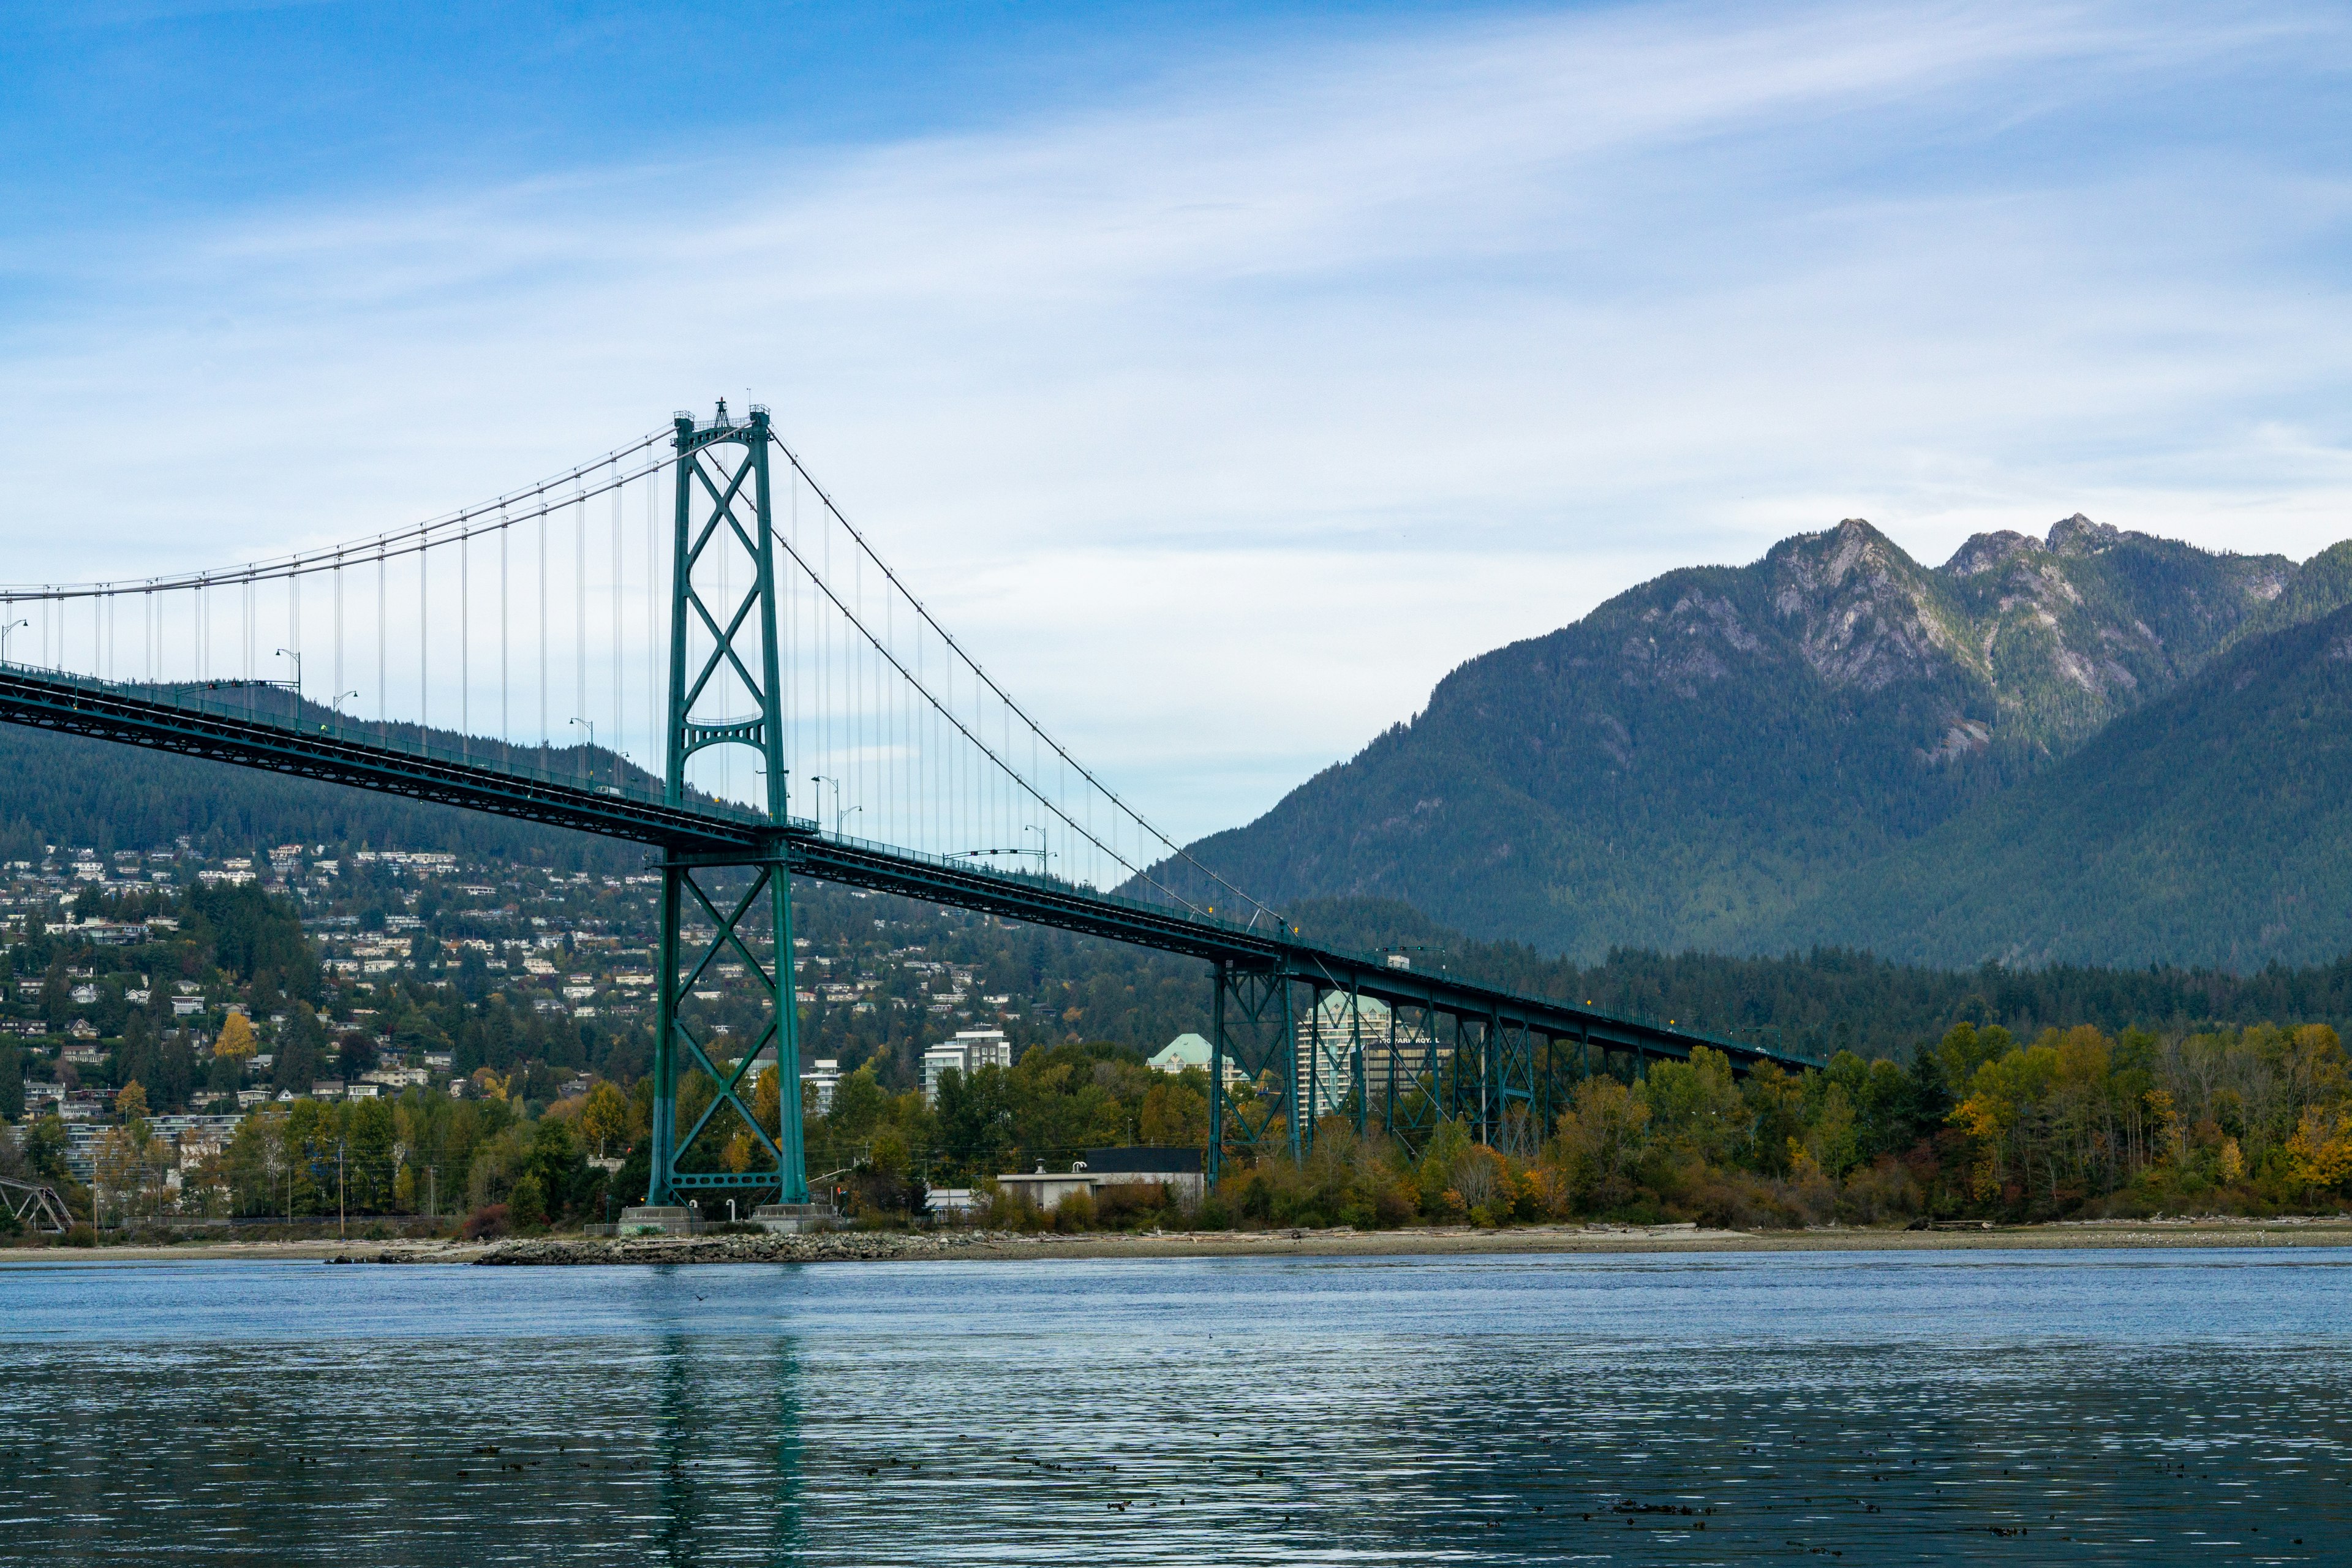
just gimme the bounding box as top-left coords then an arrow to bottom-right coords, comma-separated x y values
885,587 -> 894,848
461,530 -> 470,760
611,477 -> 622,787
862,567 -> 870,840
788,471 -> 798,814
781,469 -> 793,810
576,490 -> 587,771
717,481 -> 729,804
539,507 -> 549,752
646,471 -> 657,786
418,540 -> 428,749
500,514 -> 509,770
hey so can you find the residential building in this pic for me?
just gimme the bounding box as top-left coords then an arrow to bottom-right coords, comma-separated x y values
1148,1032 -> 1245,1087
1293,990 -> 1395,1121
922,1029 -> 1011,1103
801,1058 -> 842,1114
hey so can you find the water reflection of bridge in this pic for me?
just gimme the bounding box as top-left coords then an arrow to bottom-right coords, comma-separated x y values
1,1175 -> 72,1234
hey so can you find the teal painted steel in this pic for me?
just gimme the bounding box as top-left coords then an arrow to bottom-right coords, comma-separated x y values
649,406 -> 807,1208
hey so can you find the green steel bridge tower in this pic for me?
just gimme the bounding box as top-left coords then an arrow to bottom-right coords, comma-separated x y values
644,403 -> 807,1216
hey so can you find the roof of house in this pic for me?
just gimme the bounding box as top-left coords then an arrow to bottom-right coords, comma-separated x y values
1148,1033 -> 1212,1068
1082,1146 -> 1204,1175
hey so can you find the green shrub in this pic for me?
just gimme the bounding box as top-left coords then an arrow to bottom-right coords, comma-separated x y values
508,1173 -> 548,1232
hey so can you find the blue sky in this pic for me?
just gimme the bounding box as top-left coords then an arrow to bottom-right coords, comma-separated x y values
2,1 -> 2349,839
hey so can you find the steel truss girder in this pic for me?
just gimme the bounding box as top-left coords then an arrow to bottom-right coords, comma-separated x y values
1208,962 -> 1295,1177
1207,965 -> 1707,1172
1379,1003 -> 1447,1157
0,665 -> 750,851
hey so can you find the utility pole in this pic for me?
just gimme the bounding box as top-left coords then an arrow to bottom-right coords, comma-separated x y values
337,1139 -> 347,1239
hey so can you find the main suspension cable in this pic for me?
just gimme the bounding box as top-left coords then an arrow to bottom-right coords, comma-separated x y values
769,433 -> 1276,925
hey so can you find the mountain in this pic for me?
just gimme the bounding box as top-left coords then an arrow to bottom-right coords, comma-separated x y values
1766,600 -> 2352,968
1160,515 -> 2351,963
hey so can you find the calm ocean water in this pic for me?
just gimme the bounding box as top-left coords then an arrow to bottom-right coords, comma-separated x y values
2,1247 -> 2348,1564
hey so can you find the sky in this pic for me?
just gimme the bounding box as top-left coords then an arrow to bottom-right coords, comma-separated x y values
1,0 -> 2348,843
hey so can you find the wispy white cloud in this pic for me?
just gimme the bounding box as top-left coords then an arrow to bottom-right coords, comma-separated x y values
1,0 -> 2347,837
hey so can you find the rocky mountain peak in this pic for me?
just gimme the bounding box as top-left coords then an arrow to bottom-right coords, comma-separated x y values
2047,513 -> 2121,557
1942,530 -> 2041,578
1765,518 -> 1958,692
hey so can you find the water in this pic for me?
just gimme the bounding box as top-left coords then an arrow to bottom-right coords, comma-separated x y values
3,1248 -> 2348,1564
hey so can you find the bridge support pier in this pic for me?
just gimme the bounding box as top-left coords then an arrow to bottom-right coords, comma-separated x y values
1207,962 -> 1297,1185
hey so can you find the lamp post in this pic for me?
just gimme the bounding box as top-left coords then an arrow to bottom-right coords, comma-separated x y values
569,718 -> 594,783
810,775 -> 857,837
274,647 -> 302,695
0,618 -> 26,664
1022,824 -> 1055,876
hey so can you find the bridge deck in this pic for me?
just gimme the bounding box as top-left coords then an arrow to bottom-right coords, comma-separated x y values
0,661 -> 1818,1072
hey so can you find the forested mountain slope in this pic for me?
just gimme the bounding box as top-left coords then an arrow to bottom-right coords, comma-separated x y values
1160,516 -> 2350,962
1768,601 -> 2352,968
0,722 -> 632,870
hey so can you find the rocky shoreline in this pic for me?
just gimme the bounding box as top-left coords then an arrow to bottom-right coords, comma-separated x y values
25,1214 -> 2352,1267
450,1213 -> 2352,1266
470,1229 -> 1023,1265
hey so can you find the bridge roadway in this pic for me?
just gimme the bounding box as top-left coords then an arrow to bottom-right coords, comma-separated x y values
0,660 -> 1822,1076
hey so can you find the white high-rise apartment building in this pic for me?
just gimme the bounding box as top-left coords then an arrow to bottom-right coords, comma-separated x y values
922,1028 -> 1012,1103
800,1058 -> 842,1115
1294,992 -> 1395,1121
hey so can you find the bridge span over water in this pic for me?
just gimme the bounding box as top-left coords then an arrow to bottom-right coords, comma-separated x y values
0,405 -> 1817,1202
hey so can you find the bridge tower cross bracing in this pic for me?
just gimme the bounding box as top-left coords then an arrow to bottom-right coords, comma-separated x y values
644,404 -> 809,1212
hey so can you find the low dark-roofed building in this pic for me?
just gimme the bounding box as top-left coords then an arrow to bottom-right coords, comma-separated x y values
1082,1147 -> 1202,1175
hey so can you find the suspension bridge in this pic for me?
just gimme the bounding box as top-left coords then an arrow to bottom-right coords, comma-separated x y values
0,403 -> 1819,1211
